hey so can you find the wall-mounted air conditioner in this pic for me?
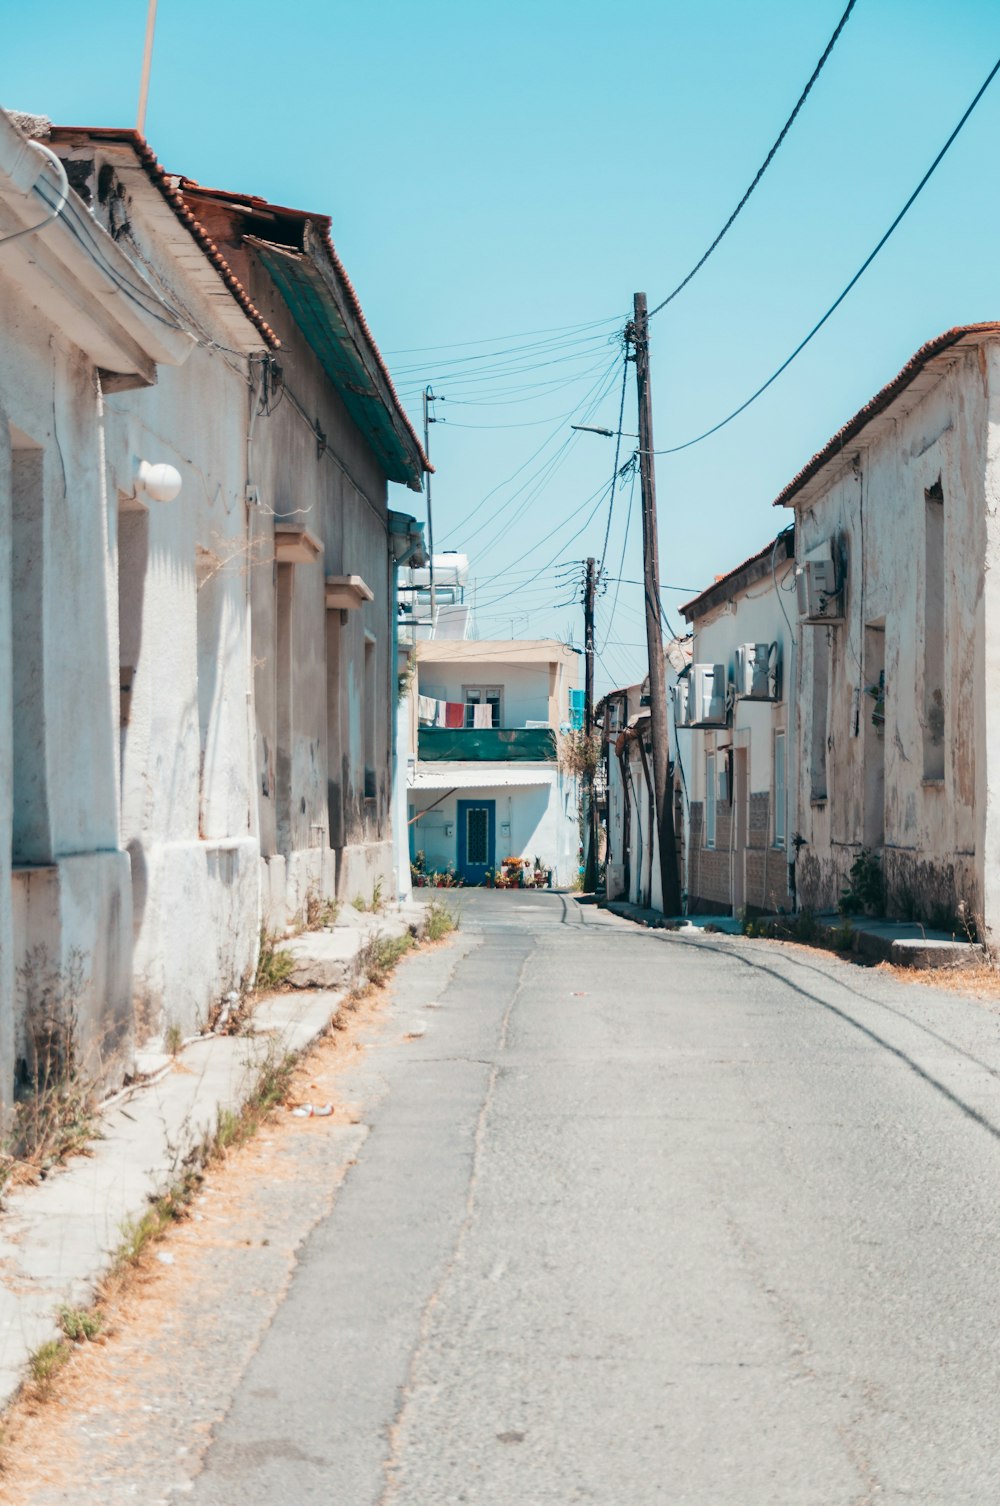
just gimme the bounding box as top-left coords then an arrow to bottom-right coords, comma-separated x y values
797,539 -> 843,622
689,663 -> 729,727
735,642 -> 782,701
670,679 -> 690,726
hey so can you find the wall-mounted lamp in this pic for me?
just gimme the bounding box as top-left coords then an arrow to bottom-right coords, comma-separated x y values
135,459 -> 182,504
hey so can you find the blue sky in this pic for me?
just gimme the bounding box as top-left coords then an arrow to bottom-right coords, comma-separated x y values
5,0 -> 1000,692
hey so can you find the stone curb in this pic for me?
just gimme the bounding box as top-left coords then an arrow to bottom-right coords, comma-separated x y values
603,899 -> 974,969
0,902 -> 427,1414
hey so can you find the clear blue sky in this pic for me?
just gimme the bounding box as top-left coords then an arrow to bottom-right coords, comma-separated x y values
6,0 -> 1000,693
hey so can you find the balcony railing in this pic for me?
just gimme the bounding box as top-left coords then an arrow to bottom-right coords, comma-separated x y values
418,727 -> 557,762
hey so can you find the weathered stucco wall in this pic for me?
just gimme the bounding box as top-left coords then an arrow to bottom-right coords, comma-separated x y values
244,258 -> 396,915
0,275 -> 133,1096
791,343 -> 990,928
685,548 -> 794,916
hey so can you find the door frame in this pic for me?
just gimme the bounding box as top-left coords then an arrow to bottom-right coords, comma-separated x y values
457,798 -> 496,885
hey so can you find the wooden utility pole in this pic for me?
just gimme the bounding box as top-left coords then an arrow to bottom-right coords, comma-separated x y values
629,293 -> 681,915
422,386 -> 437,621
583,556 -> 598,892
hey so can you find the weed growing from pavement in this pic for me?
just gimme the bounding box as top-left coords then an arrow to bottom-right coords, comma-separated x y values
425,901 -> 458,943
58,1307 -> 104,1344
27,1340 -> 71,1394
0,907 -> 455,1438
252,927 -> 295,995
1,947 -> 101,1200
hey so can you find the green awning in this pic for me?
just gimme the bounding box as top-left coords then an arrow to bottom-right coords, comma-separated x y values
253,236 -> 423,491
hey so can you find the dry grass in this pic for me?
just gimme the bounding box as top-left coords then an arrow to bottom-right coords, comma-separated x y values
875,957 -> 1000,1004
0,916 -> 454,1480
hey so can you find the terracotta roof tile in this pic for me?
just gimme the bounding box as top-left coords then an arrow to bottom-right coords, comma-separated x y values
680,531 -> 793,620
773,322 -> 1000,510
175,179 -> 429,473
48,127 -> 280,349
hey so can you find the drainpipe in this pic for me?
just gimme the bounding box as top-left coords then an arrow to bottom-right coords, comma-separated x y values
635,733 -> 655,910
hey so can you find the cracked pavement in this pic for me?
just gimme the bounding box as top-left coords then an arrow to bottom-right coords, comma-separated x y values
13,890 -> 1000,1503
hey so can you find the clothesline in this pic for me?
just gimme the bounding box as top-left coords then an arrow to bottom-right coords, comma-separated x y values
417,695 -> 493,729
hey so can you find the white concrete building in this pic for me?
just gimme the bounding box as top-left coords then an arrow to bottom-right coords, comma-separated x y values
680,533 -> 795,917
0,112 -> 429,1095
0,111 -> 197,1100
410,641 -> 580,887
777,323 -> 1000,933
601,640 -> 690,912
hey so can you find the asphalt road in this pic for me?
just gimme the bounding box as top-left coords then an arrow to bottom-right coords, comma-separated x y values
153,890 -> 1000,1506
0,890 -> 950,1506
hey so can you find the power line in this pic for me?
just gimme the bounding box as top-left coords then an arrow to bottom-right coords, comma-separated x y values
654,49 -> 1000,455
598,354 -> 631,567
382,312 -> 625,357
648,0 -> 859,319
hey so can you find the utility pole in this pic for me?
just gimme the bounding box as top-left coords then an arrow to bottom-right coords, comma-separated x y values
628,292 -> 681,915
422,386 -> 438,623
136,0 -> 158,135
582,556 -> 599,893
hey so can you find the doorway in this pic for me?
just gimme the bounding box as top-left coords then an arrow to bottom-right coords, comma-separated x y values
457,799 -> 496,885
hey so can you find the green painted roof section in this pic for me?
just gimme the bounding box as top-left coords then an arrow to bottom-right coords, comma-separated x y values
255,242 -> 423,490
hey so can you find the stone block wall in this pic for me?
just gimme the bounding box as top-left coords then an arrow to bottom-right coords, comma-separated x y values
688,792 -> 792,916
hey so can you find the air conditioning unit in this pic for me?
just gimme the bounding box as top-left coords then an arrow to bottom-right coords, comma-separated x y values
670,678 -> 690,726
689,663 -> 728,727
797,540 -> 843,622
735,642 -> 781,701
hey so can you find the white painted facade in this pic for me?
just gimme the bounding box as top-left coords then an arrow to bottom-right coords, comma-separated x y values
0,111 -> 427,1102
602,644 -> 689,913
0,112 -> 199,1100
410,641 -> 580,886
779,325 -> 1000,934
681,534 -> 795,917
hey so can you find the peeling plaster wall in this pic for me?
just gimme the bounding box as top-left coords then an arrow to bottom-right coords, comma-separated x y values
792,343 -> 991,928
243,254 -> 396,915
103,341 -> 258,1038
0,275 -> 131,1100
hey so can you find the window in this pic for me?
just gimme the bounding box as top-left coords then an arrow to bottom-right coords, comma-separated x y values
923,480 -> 945,779
773,731 -> 786,849
705,752 -> 717,849
463,685 -> 502,728
466,806 -> 489,864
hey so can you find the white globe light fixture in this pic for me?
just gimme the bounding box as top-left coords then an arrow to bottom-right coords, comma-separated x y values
135,459 -> 182,504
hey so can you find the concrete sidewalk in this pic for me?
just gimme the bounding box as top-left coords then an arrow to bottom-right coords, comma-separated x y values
0,900 -> 429,1412
604,899 -> 975,968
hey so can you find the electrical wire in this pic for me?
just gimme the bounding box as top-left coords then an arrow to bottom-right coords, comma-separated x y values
444,353 -> 620,550
655,49 -> 1000,455
467,358 -> 623,557
648,0 -> 859,318
598,354 -> 630,568
0,140 -> 69,247
383,312 -> 625,357
600,465 -> 638,653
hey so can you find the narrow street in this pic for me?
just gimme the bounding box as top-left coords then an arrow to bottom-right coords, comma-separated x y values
13,893 -> 1000,1504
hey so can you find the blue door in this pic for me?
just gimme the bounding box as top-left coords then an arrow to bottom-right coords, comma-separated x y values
457,799 -> 496,886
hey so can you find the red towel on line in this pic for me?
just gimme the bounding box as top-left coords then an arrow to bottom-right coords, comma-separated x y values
444,701 -> 465,728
